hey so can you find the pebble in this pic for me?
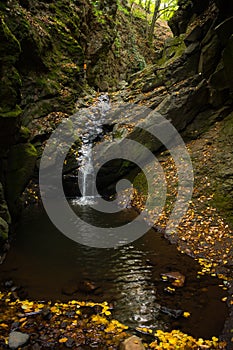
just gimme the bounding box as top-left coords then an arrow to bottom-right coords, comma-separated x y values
9,331 -> 29,349
120,335 -> 145,350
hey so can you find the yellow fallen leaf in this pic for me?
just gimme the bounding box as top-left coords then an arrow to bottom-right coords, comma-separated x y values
59,337 -> 68,343
183,312 -> 191,318
0,323 -> 9,329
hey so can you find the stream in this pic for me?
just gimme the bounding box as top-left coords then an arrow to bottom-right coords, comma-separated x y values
0,200 -> 228,339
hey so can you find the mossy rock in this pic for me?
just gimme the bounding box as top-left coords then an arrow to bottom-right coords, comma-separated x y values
0,105 -> 22,146
6,143 -> 37,209
158,35 -> 186,67
0,17 -> 21,64
19,126 -> 31,142
0,65 -> 22,111
0,217 -> 9,240
0,105 -> 22,118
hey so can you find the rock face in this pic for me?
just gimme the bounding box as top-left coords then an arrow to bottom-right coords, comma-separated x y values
0,183 -> 11,243
120,336 -> 145,350
100,0 -> 232,216
0,0 -> 233,248
8,331 -> 29,349
0,0 -> 163,249
6,143 -> 37,214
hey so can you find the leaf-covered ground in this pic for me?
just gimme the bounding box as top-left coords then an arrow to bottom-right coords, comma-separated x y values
0,292 -> 227,349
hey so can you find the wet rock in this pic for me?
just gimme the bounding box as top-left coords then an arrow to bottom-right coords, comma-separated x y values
164,286 -> 176,295
120,336 -> 145,350
61,283 -> 79,296
160,306 -> 183,319
41,307 -> 52,320
30,344 -> 41,350
4,280 -> 13,288
65,337 -> 75,348
8,331 -> 29,349
79,280 -> 99,294
11,322 -> 20,331
161,271 -> 186,287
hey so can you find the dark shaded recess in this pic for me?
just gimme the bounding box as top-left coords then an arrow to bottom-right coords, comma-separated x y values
215,0 -> 233,21
18,0 -> 30,10
16,40 -> 49,73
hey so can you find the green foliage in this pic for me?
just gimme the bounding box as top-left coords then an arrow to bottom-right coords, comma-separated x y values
128,0 -> 178,21
113,33 -> 122,57
90,1 -> 107,23
159,0 -> 178,20
118,3 -> 130,16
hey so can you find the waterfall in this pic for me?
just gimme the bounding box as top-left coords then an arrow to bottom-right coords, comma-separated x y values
77,94 -> 110,205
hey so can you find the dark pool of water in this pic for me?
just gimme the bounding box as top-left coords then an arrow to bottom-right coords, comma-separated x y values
0,200 -> 228,339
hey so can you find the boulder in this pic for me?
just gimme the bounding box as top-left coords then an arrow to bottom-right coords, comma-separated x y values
8,331 -> 29,349
161,271 -> 186,287
156,79 -> 210,131
198,34 -> 221,77
120,336 -> 145,350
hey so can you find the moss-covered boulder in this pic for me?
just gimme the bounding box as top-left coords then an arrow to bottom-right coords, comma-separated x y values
6,143 -> 37,211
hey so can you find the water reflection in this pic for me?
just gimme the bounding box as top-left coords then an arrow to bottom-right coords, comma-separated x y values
0,203 -> 228,338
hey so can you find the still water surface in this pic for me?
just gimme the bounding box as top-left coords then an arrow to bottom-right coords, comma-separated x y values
0,200 -> 228,338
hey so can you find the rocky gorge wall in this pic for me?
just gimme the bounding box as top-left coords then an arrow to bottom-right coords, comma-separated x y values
0,0 -> 233,250
107,0 -> 233,223
0,0 -> 161,248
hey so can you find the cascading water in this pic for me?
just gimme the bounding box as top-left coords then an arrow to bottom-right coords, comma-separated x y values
77,94 -> 110,205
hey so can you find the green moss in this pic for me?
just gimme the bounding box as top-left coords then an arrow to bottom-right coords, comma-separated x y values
133,171 -> 148,196
0,17 -> 21,63
211,193 -> 233,226
211,112 -> 233,227
0,217 -> 8,240
219,111 -> 233,140
6,143 -> 37,207
19,126 -> 31,141
0,105 -> 22,118
157,34 -> 186,67
0,65 -> 22,111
